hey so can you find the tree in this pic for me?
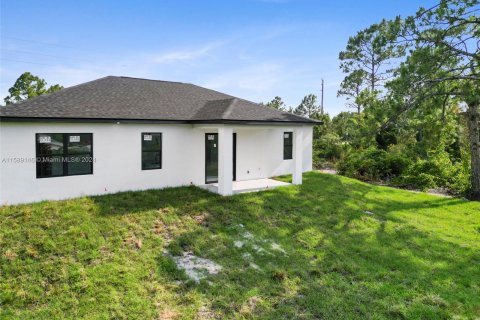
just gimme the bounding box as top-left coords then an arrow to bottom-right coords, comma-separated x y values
311,113 -> 331,140
332,111 -> 362,144
46,84 -> 63,94
4,72 -> 63,105
294,94 -> 319,117
293,104 -> 306,116
262,96 -> 287,111
337,69 -> 366,114
389,0 -> 480,198
338,19 -> 404,112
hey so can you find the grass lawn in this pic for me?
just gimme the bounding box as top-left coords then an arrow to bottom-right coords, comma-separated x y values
1,172 -> 479,319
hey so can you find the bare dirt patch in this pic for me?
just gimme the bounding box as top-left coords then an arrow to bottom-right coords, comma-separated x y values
172,252 -> 223,283
318,168 -> 338,175
193,212 -> 210,226
123,234 -> 143,250
158,308 -> 179,320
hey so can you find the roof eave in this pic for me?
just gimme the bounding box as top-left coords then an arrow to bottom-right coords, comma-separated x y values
189,119 -> 321,125
0,116 -> 321,125
0,116 -> 190,124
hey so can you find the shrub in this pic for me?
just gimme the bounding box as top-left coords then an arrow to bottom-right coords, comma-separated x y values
398,152 -> 470,194
337,146 -> 470,195
313,133 -> 345,162
337,148 -> 411,181
400,172 -> 437,191
385,152 -> 411,176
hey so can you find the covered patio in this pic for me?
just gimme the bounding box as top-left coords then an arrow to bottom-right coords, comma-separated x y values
195,124 -> 305,196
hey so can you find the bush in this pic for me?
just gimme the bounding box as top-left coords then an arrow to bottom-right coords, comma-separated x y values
337,148 -> 412,181
385,152 -> 411,176
400,172 -> 437,191
336,146 -> 470,195
313,133 -> 350,169
398,152 -> 470,194
313,133 -> 345,162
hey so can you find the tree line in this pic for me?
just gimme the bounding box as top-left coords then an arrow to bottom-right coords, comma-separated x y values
261,94 -> 324,118
266,0 -> 479,198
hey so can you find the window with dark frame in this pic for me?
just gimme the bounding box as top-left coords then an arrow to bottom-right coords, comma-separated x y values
283,132 -> 293,160
36,133 -> 93,178
142,132 -> 162,170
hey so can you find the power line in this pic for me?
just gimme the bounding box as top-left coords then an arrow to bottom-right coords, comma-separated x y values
1,48 -> 72,60
1,37 -> 114,66
0,58 -> 56,66
1,36 -> 85,50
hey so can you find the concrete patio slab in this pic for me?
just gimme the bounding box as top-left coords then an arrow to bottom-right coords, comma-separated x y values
199,178 -> 290,195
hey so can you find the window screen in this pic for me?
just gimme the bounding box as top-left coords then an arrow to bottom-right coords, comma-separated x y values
142,133 -> 162,170
283,132 -> 293,160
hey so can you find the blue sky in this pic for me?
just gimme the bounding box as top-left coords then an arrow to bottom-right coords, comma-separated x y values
1,0 -> 437,115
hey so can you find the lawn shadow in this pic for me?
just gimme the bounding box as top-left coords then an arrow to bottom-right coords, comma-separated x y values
90,185 -> 218,216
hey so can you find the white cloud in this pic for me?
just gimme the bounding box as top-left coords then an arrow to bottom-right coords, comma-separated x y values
151,41 -> 225,64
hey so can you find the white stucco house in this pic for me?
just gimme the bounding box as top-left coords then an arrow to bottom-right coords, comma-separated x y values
0,76 -> 318,205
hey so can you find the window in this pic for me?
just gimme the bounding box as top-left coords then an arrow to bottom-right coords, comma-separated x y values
36,133 -> 93,178
283,132 -> 293,160
142,133 -> 162,170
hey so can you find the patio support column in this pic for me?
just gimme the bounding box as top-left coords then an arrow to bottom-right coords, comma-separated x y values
218,125 -> 233,195
293,127 -> 303,185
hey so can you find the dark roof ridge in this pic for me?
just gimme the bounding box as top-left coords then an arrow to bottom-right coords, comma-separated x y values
221,98 -> 237,119
117,75 -> 190,85
186,82 -> 314,123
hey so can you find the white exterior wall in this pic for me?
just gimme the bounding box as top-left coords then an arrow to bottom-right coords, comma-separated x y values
0,122 -> 313,205
233,125 -> 312,181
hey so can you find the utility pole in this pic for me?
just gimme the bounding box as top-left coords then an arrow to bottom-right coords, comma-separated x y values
320,78 -> 324,115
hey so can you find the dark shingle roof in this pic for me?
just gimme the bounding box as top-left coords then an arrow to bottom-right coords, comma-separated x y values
0,76 -> 317,124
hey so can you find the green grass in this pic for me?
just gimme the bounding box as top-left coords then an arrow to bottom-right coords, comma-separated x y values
1,172 -> 479,319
